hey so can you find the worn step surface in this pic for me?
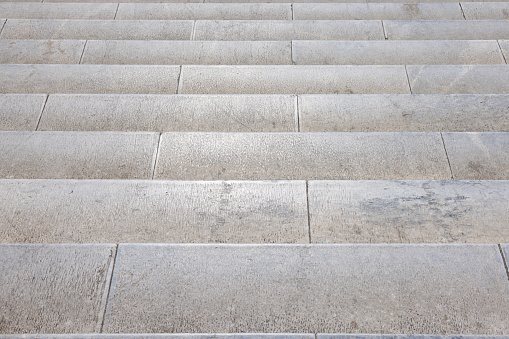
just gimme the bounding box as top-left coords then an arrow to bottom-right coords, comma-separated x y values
385,20 -> 509,39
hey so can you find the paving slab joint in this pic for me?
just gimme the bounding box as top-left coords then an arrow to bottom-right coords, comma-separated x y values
113,3 -> 120,20
291,3 -> 294,20
306,180 -> 311,243
381,20 -> 388,40
150,132 -> 162,180
499,244 -> 509,282
497,40 -> 508,64
191,21 -> 197,41
79,40 -> 88,65
177,65 -> 184,94
404,65 -> 412,94
459,2 -> 467,20
0,19 -> 6,37
295,95 -> 299,132
99,244 -> 119,333
34,94 -> 49,131
440,132 -> 455,180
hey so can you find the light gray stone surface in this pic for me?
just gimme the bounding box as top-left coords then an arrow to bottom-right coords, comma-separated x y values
0,65 -> 180,94
0,180 -> 308,243
104,244 -> 509,333
154,132 -> 450,180
0,19 -> 193,40
292,40 -> 503,65
39,94 -> 296,132
299,94 -> 509,132
0,335 -> 314,339
116,3 -> 292,20
461,2 -> 509,20
82,40 -> 292,65
308,180 -> 509,243
0,244 -> 115,334
498,40 -> 509,62
0,94 -> 45,131
442,132 -> 509,180
318,336 -> 443,339
0,132 -> 158,179
194,20 -> 384,41
180,66 -> 410,94
0,39 -> 85,64
0,2 -> 117,19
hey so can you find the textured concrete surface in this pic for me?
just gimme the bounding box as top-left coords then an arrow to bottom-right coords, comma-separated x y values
292,40 -> 503,65
180,66 -> 410,94
0,179 -> 308,243
154,132 -> 450,180
0,335 -> 314,339
0,244 -> 115,334
0,39 -> 86,64
104,244 -> 509,333
443,132 -> 509,180
0,2 -> 117,19
0,94 -> 45,131
298,94 -> 509,132
82,41 -> 292,65
0,65 -> 180,94
461,2 -> 509,20
0,132 -> 158,179
308,180 -> 509,243
39,94 -> 296,132
194,20 -> 384,41
407,65 -> 509,94
502,245 -> 509,271
498,40 -> 509,62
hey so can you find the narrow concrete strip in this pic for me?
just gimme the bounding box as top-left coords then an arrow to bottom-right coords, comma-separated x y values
0,65 -> 180,94
0,180 -> 308,243
104,244 -> 509,333
0,132 -> 158,179
0,39 -> 86,64
319,336 -> 443,339
442,132 -> 509,180
0,2 -> 117,19
180,66 -> 410,94
154,132 -> 450,180
461,2 -> 509,20
0,94 -> 46,131
0,335 -> 314,339
82,40 -> 292,65
39,94 -> 296,132
498,40 -> 509,62
299,94 -> 509,132
0,244 -> 115,334
292,40 -> 503,65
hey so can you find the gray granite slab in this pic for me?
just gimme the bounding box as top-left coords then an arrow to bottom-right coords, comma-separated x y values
461,2 -> 509,20
0,39 -> 85,64
0,335 -> 314,339
0,94 -> 45,131
498,40 -> 509,63
0,2 -> 117,19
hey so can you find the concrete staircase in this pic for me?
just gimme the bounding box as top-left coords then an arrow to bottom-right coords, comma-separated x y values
1,0 -> 509,336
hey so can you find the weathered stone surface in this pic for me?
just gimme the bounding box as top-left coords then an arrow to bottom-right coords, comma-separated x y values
0,39 -> 85,64
194,20 -> 384,41
0,2 -> 117,19
0,132 -> 158,179
0,94 -> 45,131
502,245 -> 509,271
82,41 -> 291,65
442,132 -> 509,180
0,180 -> 308,243
0,335 -> 314,339
39,94 -> 296,132
308,180 -> 509,243
180,66 -> 410,94
104,244 -> 509,334
0,244 -> 115,334
0,65 -> 179,94
154,132 -> 450,180
299,94 -> 509,132
461,2 -> 509,20
498,40 -> 509,62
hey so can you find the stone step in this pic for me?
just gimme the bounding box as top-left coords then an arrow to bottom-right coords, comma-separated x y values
0,2 -> 118,19
0,39 -> 86,64
0,94 -> 46,131
33,0 -> 509,3
461,2 -> 509,20
0,336 -> 506,339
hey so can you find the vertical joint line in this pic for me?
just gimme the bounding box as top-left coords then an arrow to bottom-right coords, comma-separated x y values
79,40 -> 88,64
151,133 -> 162,180
177,65 -> 184,94
404,65 -> 412,94
114,3 -> 120,20
0,20 -> 7,37
498,244 -> 509,282
99,244 -> 119,333
459,2 -> 467,20
291,40 -> 295,65
497,40 -> 507,64
306,180 -> 311,244
291,3 -> 294,20
440,132 -> 454,180
35,95 -> 49,131
296,95 -> 300,132
381,20 -> 388,40
191,21 -> 197,40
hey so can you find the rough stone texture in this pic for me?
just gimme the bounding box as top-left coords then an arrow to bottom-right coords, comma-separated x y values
0,65 -> 180,94
116,3 -> 292,20
0,94 -> 45,131
105,244 -> 509,334
298,94 -> 509,132
0,39 -> 85,64
498,40 -> 509,63
0,3 -> 117,19
308,180 -> 509,243
82,41 -> 292,65
194,20 -> 384,41
292,40 -> 503,65
154,132 -> 450,180
0,336 -> 314,339
0,244 -> 115,334
180,66 -> 410,94
0,19 -> 193,40
39,94 -> 296,132
407,65 -> 509,94
0,132 -> 158,179
384,20 -> 509,40
461,2 -> 509,20
442,132 -> 509,180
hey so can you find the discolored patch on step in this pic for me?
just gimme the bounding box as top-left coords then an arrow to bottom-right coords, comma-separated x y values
0,40 -> 86,64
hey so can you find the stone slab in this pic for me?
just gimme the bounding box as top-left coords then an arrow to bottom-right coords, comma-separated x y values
502,245 -> 509,271
442,132 -> 509,180
116,3 -> 292,20
461,2 -> 509,20
0,180 -> 308,243
0,19 -> 193,40
0,94 -> 45,131
0,39 -> 85,64
0,244 -> 115,334
180,66 -> 410,94
194,20 -> 384,41
39,94 -> 296,132
0,65 -> 180,94
498,40 -> 509,63
298,94 -> 509,132
0,336 -> 314,339
0,132 -> 158,179
407,65 -> 509,94
292,40 -> 503,65
104,244 -> 509,333
154,132 -> 450,180
0,2 -> 117,19
82,40 -> 291,65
